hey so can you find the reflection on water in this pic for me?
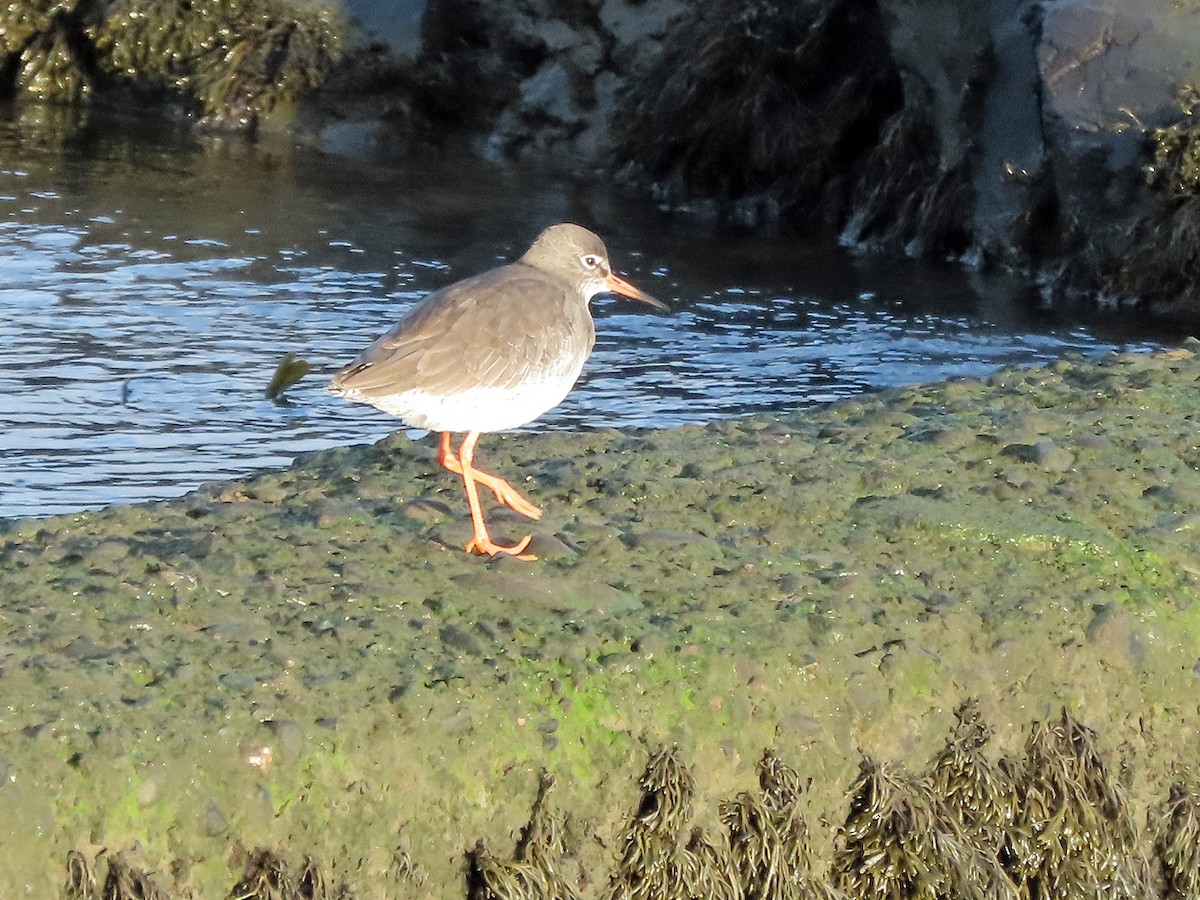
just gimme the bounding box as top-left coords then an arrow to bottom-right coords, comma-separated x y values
0,110 -> 1173,518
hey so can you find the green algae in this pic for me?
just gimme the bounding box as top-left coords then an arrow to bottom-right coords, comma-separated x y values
4,348 -> 1200,895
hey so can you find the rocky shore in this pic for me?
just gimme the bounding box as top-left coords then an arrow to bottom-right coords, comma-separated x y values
4,346 -> 1200,897
5,0 -> 1200,322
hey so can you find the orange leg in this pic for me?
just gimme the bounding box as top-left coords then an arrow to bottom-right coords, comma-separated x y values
442,431 -> 536,560
437,432 -> 541,520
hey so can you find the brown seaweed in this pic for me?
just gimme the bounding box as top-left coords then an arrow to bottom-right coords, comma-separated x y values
1153,772 -> 1200,899
1009,708 -> 1149,900
833,756 -> 1018,900
466,771 -> 579,900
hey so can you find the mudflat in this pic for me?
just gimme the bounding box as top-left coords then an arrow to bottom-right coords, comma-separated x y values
3,347 -> 1199,897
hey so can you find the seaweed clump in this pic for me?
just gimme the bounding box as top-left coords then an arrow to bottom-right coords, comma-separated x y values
1008,709 -> 1149,899
63,850 -> 170,900
1153,772 -> 1200,899
0,0 -> 102,102
604,746 -> 739,900
226,848 -> 330,900
1146,84 -> 1200,198
0,0 -> 341,129
721,749 -> 844,900
1086,84 -> 1200,319
466,771 -> 580,900
95,0 -> 341,130
612,0 -> 973,256
614,0 -> 899,208
928,699 -> 1025,872
833,755 -> 1018,900
63,847 -> 347,900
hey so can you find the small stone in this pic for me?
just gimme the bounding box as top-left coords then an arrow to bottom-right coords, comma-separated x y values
598,651 -> 634,670
137,775 -> 161,805
1032,440 -> 1074,471
525,532 -> 578,561
1085,602 -> 1146,669
441,708 -> 473,735
399,498 -> 453,523
621,529 -> 696,550
90,539 -> 129,565
632,633 -> 667,658
61,637 -> 110,662
1001,440 -> 1073,471
264,719 -> 304,764
201,802 -> 228,837
1073,433 -> 1110,450
439,624 -> 482,656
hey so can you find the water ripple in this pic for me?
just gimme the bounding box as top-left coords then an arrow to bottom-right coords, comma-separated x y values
0,117 -> 1172,517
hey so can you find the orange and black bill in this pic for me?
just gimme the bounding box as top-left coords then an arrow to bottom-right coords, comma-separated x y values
605,271 -> 669,311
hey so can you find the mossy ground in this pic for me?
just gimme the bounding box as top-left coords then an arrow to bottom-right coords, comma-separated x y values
3,347 -> 1200,896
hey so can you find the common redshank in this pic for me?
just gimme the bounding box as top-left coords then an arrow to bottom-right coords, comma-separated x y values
329,223 -> 666,560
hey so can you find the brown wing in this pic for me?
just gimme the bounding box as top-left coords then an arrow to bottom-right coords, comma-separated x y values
330,264 -> 596,399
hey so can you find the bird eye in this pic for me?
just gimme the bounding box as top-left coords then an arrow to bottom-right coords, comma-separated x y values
580,254 -> 602,269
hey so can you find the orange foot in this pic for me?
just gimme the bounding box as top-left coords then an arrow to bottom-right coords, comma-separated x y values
466,532 -> 536,561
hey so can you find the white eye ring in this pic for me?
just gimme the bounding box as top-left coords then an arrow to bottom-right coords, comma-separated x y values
581,254 -> 603,269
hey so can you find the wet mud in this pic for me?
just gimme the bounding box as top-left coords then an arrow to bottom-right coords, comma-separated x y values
4,347 -> 1200,896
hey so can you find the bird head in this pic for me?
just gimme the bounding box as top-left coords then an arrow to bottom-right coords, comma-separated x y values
520,223 -> 668,310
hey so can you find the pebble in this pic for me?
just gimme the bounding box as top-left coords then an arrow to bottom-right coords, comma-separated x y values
264,718 -> 305,764
439,624 -> 482,657
200,802 -> 228,837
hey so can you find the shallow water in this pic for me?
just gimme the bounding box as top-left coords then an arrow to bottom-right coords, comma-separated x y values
0,110 -> 1173,518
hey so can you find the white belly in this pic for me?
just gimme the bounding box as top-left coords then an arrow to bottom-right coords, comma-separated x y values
350,362 -> 584,433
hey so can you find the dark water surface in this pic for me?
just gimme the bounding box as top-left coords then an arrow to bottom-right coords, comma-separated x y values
0,112 -> 1172,518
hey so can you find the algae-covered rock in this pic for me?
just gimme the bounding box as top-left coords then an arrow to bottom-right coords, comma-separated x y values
7,348 -> 1200,898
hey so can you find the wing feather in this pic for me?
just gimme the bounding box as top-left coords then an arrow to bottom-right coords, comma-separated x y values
330,265 -> 596,400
